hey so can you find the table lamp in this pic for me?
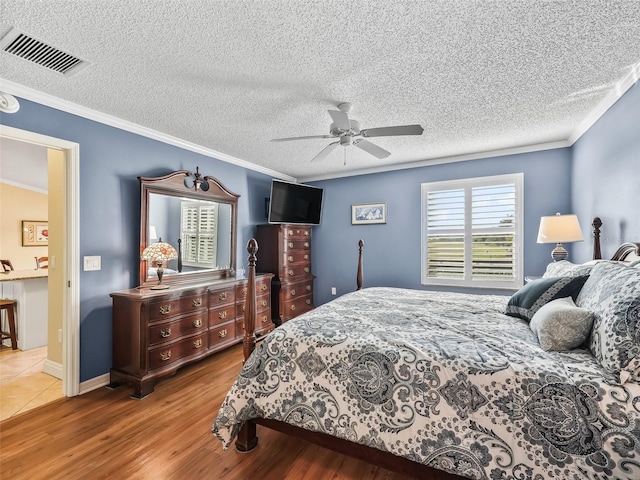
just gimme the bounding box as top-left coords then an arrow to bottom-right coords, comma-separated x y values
141,239 -> 178,289
536,213 -> 584,261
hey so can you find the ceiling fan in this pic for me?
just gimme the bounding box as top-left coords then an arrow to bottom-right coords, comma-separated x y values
270,103 -> 424,163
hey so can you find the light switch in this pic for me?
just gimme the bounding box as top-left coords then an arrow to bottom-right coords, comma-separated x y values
83,256 -> 101,271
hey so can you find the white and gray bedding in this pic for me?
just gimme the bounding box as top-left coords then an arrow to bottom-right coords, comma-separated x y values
213,282 -> 640,479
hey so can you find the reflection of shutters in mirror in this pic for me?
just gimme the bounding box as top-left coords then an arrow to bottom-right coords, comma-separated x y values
181,202 -> 218,267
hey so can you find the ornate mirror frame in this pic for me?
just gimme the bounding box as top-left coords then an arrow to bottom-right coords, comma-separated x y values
138,169 -> 239,287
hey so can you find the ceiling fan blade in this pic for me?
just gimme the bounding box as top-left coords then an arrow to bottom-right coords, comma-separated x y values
354,139 -> 391,159
360,124 -> 424,137
310,142 -> 340,163
328,110 -> 351,130
271,135 -> 333,142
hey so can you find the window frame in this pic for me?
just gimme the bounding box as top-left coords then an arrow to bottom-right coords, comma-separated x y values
180,201 -> 219,268
421,173 -> 524,289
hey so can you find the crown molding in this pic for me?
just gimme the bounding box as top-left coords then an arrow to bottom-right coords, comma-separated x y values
0,79 -> 296,182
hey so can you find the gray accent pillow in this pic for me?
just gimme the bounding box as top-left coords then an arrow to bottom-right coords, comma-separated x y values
529,297 -> 594,351
576,261 -> 640,383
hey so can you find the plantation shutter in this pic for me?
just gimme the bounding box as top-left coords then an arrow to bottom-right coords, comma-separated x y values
180,202 -> 218,267
422,174 -> 522,288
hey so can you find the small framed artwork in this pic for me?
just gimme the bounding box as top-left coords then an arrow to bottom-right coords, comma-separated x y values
22,220 -> 49,246
351,202 -> 387,225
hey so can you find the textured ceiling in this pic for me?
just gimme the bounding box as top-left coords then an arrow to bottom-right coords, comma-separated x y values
1,1 -> 639,181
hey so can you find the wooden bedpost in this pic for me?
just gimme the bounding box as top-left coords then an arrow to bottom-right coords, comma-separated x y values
592,217 -> 602,260
356,239 -> 364,290
236,238 -> 259,452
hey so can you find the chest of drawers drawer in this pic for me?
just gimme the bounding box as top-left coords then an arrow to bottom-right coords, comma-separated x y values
209,304 -> 236,326
283,226 -> 311,239
209,320 -> 237,348
236,277 -> 270,301
148,293 -> 206,321
148,332 -> 207,371
280,278 -> 313,301
281,294 -> 314,320
209,287 -> 235,307
148,312 -> 206,346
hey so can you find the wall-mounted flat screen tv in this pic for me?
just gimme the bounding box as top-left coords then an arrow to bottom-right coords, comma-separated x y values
268,180 -> 324,225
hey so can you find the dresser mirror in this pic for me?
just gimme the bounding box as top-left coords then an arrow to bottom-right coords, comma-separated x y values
139,169 -> 239,287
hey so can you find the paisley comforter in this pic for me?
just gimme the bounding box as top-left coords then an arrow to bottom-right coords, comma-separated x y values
213,287 -> 640,479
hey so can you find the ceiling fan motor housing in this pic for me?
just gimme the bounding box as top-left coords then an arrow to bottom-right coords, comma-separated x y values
330,119 -> 360,138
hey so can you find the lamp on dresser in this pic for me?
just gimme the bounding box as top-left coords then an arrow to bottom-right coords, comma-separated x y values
537,213 -> 584,261
140,239 -> 178,289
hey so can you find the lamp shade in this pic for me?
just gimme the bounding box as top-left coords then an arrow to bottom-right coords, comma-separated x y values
536,214 -> 584,244
141,241 -> 178,263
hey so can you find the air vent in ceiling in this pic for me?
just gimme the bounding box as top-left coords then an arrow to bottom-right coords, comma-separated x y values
0,27 -> 88,76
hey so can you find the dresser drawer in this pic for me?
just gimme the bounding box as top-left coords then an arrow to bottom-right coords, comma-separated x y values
148,313 -> 206,346
236,277 -> 270,300
236,311 -> 273,333
283,238 -> 311,252
281,263 -> 312,279
283,226 -> 311,239
209,304 -> 237,326
209,320 -> 237,348
280,278 -> 313,301
209,287 -> 235,307
282,251 -> 310,266
281,294 -> 314,320
148,332 -> 207,371
236,291 -> 270,317
148,293 -> 206,321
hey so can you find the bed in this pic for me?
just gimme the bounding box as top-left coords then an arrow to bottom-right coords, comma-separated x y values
213,218 -> 640,479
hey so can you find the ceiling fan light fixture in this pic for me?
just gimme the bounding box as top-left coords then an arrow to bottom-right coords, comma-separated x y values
340,136 -> 353,146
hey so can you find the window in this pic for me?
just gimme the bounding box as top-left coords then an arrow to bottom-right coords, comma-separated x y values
421,173 -> 523,289
181,201 -> 218,267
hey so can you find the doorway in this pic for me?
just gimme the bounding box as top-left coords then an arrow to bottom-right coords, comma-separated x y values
0,125 -> 80,406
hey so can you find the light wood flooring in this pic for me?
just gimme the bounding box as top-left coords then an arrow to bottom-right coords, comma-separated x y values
0,343 -> 411,480
0,345 -> 63,421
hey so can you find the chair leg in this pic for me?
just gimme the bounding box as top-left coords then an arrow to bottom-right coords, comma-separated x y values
7,304 -> 17,349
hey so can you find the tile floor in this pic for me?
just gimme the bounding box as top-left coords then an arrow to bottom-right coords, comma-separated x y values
0,345 -> 64,421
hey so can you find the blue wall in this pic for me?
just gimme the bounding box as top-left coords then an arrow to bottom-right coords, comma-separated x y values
310,148 -> 573,305
572,81 -> 640,261
2,98 -> 272,382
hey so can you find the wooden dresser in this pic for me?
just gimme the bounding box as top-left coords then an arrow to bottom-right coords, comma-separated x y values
255,224 -> 315,324
109,274 -> 273,398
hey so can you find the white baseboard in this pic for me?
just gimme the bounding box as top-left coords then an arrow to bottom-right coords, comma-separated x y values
79,373 -> 110,395
43,359 -> 63,380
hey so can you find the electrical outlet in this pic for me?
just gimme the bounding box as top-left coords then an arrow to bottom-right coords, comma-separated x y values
331,287 -> 337,295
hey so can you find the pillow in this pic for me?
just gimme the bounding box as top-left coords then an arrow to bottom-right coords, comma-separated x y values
629,259 -> 640,268
576,261 -> 640,382
542,260 -> 594,278
529,297 -> 594,351
505,275 -> 589,322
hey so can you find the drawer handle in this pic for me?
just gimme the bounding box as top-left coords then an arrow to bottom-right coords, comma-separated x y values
261,283 -> 267,291
159,305 -> 171,315
306,285 -> 312,291
304,267 -> 310,273
160,328 -> 171,338
288,270 -> 294,276
290,290 -> 296,297
219,329 -> 228,338
192,298 -> 202,307
261,315 -> 269,323
193,319 -> 203,328
304,242 -> 309,248
290,305 -> 296,311
193,339 -> 203,348
261,300 -> 268,307
306,299 -> 311,305
219,292 -> 228,301
288,255 -> 294,262
304,254 -> 309,260
304,231 -> 309,236
218,311 -> 227,320
241,305 -> 245,313
288,230 -> 294,235
242,287 -> 247,295
288,242 -> 294,248
160,351 -> 171,361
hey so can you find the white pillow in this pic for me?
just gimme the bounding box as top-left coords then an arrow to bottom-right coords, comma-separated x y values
529,297 -> 594,351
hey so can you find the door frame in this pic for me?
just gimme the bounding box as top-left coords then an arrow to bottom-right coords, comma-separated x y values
0,124 -> 80,397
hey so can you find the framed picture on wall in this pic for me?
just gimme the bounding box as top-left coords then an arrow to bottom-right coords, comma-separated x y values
351,203 -> 387,225
22,220 -> 48,246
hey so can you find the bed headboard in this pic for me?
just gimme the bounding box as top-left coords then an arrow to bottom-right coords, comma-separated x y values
592,216 -> 640,262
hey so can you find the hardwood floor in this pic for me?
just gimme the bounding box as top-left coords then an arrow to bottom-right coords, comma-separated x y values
0,343 -> 411,480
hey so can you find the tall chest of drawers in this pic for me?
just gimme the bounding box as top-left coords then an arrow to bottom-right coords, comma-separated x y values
256,224 -> 315,324
110,274 -> 272,399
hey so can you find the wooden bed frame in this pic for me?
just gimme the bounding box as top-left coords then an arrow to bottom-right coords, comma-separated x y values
234,218 -> 640,479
